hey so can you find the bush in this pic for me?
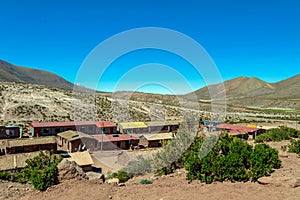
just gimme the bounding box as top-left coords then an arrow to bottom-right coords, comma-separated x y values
140,179 -> 153,184
255,126 -> 299,143
127,156 -> 152,176
288,139 -> 300,155
185,134 -> 281,183
109,169 -> 131,183
17,150 -> 62,191
249,144 -> 281,180
0,171 -> 13,181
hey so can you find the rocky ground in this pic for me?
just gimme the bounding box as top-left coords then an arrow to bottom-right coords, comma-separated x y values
1,140 -> 300,200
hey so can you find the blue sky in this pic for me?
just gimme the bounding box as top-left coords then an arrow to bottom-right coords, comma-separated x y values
0,0 -> 299,94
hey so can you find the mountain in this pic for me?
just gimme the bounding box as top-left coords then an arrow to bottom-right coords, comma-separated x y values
271,74 -> 300,99
185,75 -> 300,110
189,75 -> 300,101
0,59 -> 75,90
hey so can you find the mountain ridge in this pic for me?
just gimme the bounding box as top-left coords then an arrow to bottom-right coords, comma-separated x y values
190,74 -> 300,100
1,59 -> 299,100
0,60 -> 75,90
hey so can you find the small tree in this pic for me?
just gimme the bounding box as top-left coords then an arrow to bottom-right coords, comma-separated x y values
17,150 -> 62,191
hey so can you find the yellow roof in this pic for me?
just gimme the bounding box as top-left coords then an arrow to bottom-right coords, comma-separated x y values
145,120 -> 180,127
247,124 -> 257,128
119,122 -> 148,129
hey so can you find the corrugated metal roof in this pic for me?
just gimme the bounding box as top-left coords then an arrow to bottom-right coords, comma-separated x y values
57,130 -> 95,141
6,136 -> 56,148
96,121 -> 117,128
67,151 -> 94,166
216,124 -> 259,133
119,122 -> 148,129
93,134 -> 139,142
30,121 -> 116,128
142,132 -> 173,141
145,120 -> 180,127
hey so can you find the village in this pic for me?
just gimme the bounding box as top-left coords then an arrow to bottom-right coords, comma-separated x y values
0,119 -> 280,174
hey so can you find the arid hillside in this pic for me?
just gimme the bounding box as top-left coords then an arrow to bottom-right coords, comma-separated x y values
0,60 -> 76,91
0,81 -> 189,130
188,75 -> 300,109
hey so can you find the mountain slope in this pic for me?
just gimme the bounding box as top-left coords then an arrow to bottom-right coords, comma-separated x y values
270,74 -> 300,98
0,59 -> 75,90
190,75 -> 300,101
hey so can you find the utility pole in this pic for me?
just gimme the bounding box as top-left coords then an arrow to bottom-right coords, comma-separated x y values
101,121 -> 104,151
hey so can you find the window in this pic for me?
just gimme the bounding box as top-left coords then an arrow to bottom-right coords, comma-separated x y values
43,129 -> 50,134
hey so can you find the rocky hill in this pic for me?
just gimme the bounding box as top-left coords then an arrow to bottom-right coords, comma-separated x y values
0,81 -> 186,130
0,59 -> 298,129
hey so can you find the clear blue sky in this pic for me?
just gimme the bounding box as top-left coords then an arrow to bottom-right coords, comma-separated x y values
0,0 -> 299,94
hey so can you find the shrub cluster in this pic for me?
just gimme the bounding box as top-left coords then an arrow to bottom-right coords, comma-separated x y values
287,139 -> 300,155
255,126 -> 299,143
108,169 -> 131,183
0,171 -> 13,181
140,179 -> 153,184
185,134 -> 281,183
0,151 -> 62,191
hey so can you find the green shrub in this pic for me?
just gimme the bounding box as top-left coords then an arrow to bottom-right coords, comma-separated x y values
0,171 -> 13,181
140,179 -> 153,184
255,126 -> 299,143
249,143 -> 281,180
112,169 -> 131,183
0,151 -> 61,191
288,139 -> 300,155
17,150 -> 62,191
185,134 -> 281,183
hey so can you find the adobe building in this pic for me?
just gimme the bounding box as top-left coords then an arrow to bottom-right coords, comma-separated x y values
29,121 -> 117,137
57,130 -> 98,153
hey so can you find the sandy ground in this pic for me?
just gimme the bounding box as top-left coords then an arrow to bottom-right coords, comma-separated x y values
1,141 -> 300,200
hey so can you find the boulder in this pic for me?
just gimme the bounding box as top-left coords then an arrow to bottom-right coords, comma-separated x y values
107,178 -> 119,185
258,176 -> 297,188
57,159 -> 87,182
86,171 -> 105,184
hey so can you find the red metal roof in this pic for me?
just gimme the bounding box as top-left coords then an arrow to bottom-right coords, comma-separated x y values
96,121 -> 117,128
30,121 -> 116,128
93,134 -> 139,143
216,124 -> 259,133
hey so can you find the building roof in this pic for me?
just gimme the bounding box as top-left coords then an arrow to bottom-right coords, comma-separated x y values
257,125 -> 279,130
93,134 -> 139,143
67,151 -> 94,166
0,151 -> 40,171
96,121 -> 117,128
5,136 -> 56,148
145,120 -> 180,127
4,126 -> 19,128
119,122 -> 148,129
57,130 -> 96,141
141,132 -> 174,141
30,121 -> 116,128
216,124 -> 259,133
